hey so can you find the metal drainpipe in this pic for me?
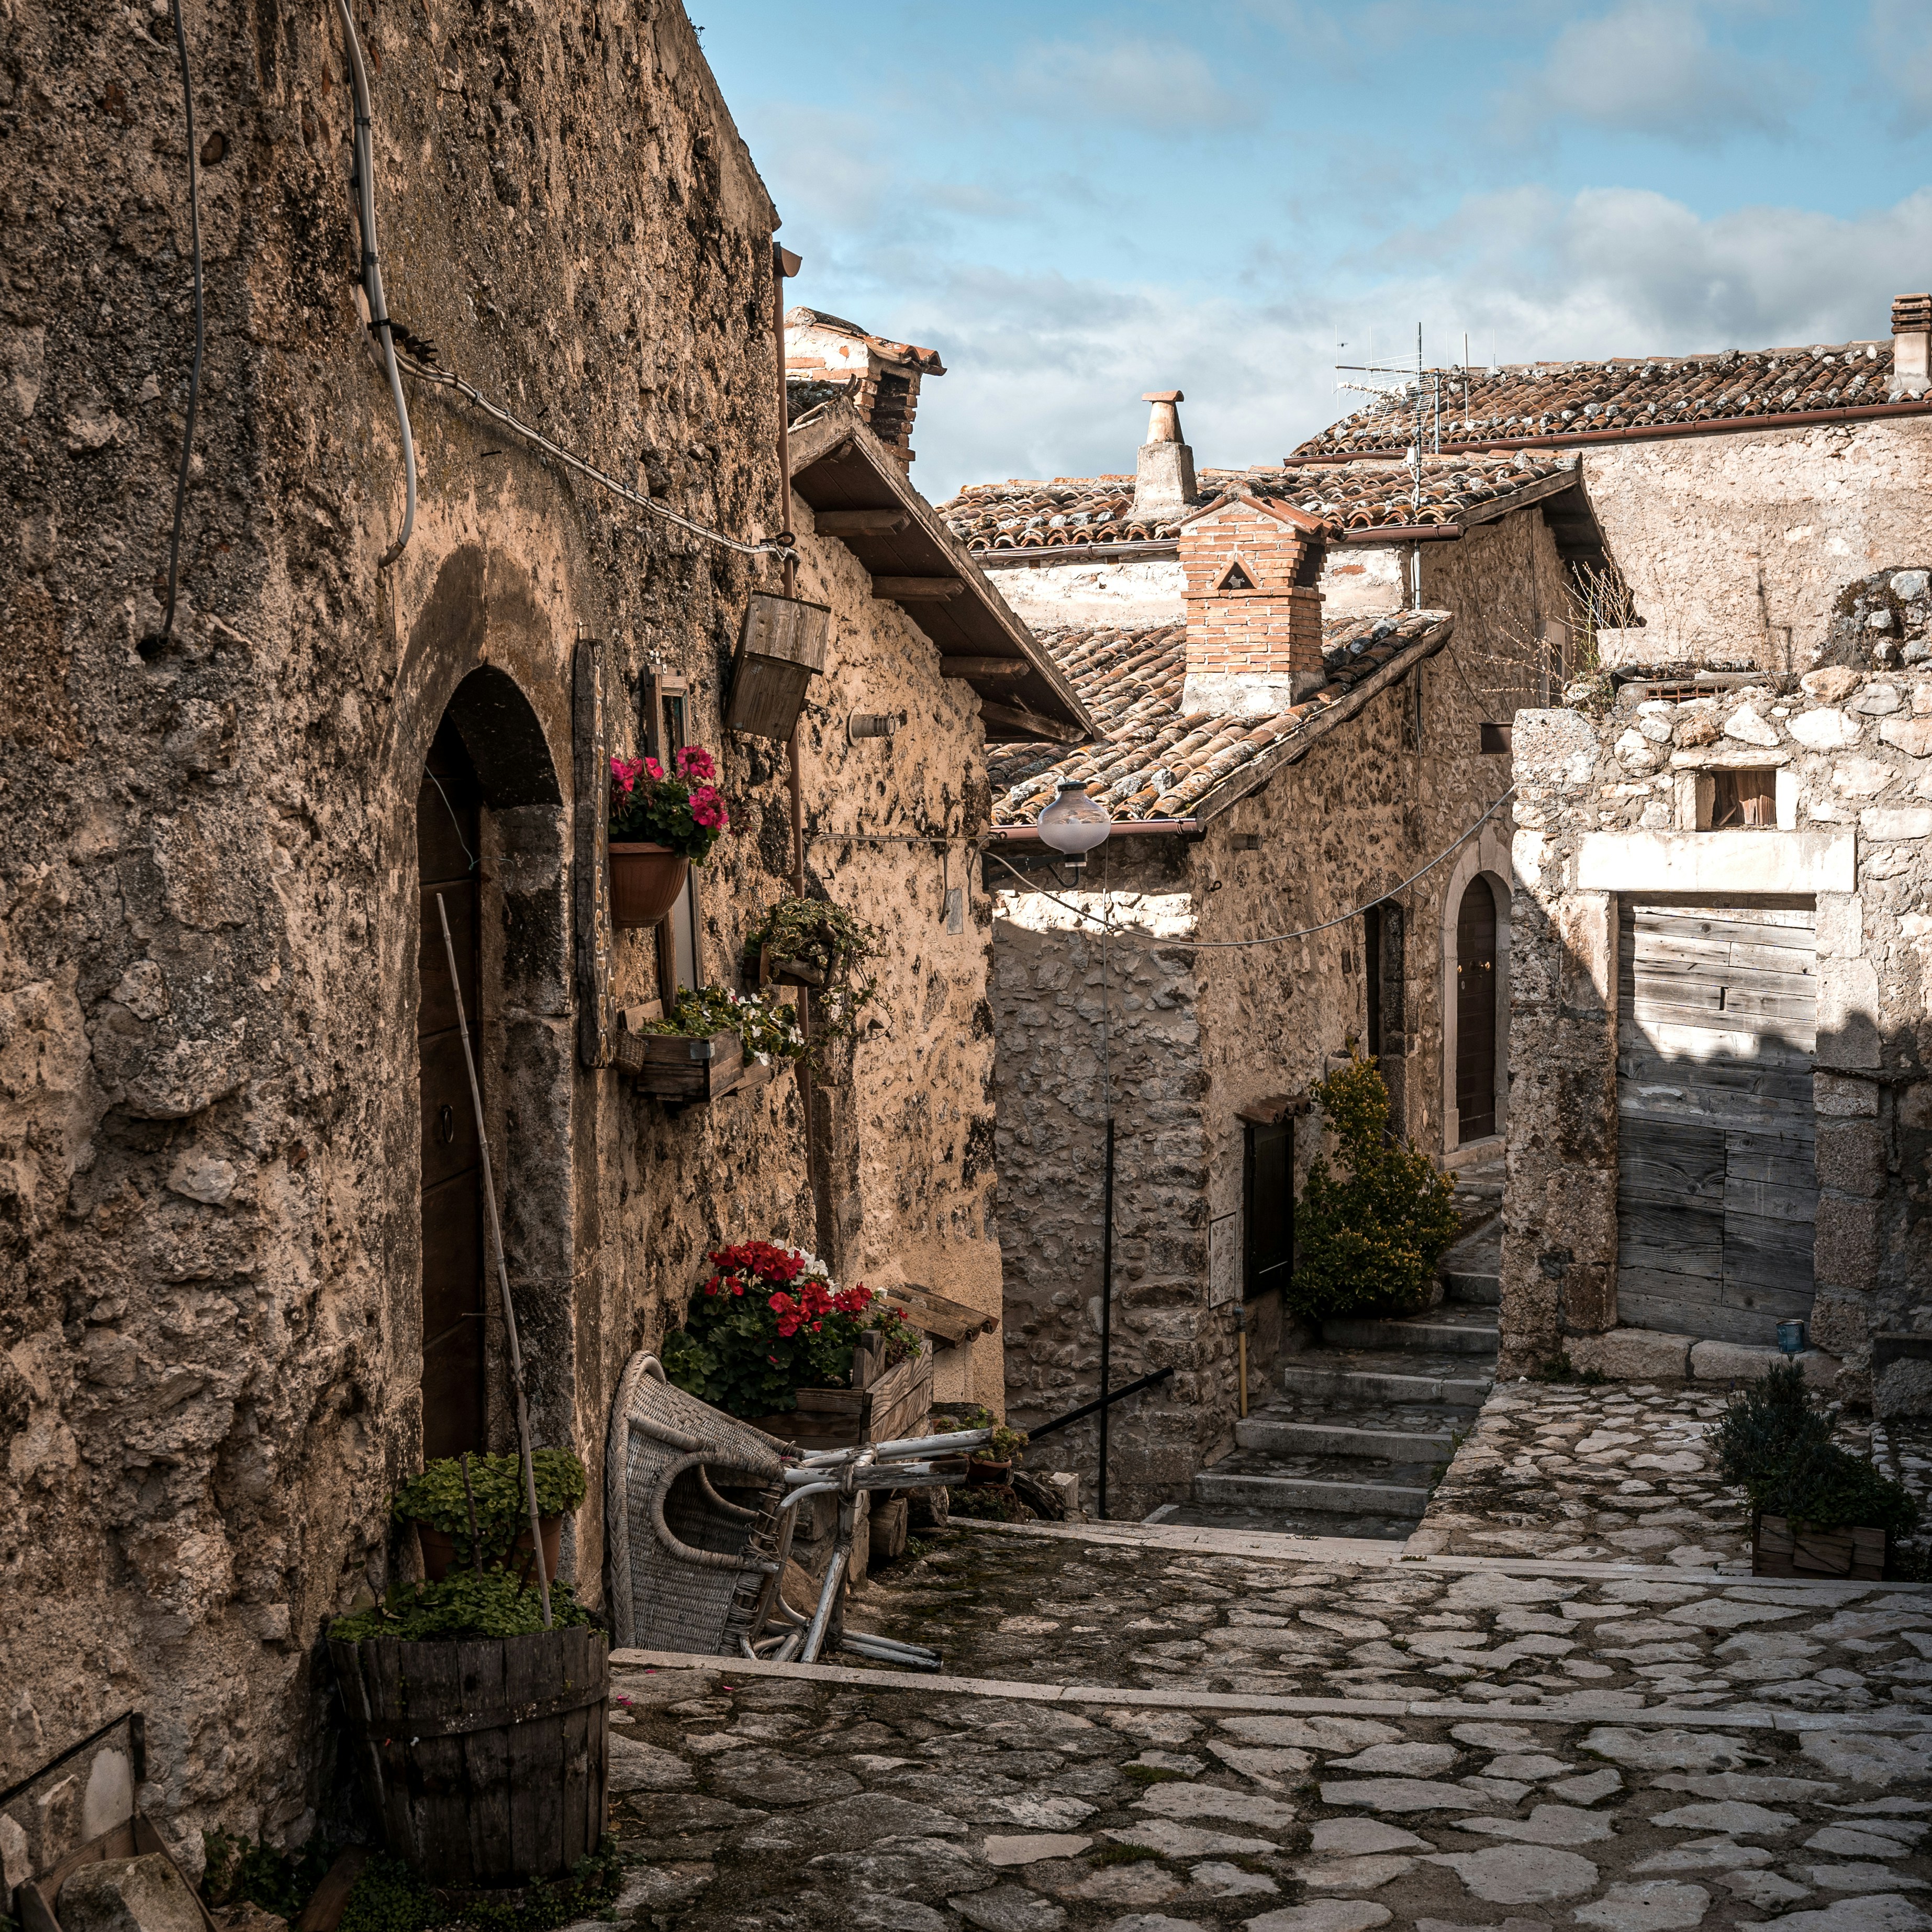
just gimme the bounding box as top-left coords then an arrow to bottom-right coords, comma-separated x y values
1097,1115 -> 1115,1521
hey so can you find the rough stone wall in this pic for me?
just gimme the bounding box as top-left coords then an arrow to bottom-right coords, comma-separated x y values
1503,666 -> 1932,1400
1575,419 -> 1932,669
1,0 -> 999,1877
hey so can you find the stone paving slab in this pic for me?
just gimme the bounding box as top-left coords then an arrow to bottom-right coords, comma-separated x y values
836,1524 -> 1932,1718
598,1632 -> 1932,1932
1414,1381 -> 1758,1569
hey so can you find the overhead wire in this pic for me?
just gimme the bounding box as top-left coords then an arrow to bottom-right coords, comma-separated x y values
333,0 -> 417,565
981,785 -> 1517,951
392,347 -> 792,561
154,0 -> 204,648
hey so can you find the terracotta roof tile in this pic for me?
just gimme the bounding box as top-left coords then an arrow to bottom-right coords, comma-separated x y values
1294,341 -> 1896,456
940,454 -> 1576,552
988,607 -> 1451,825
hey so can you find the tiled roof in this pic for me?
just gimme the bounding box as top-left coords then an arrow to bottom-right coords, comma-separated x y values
938,454 -> 1578,553
1294,341 -> 1897,457
988,607 -> 1451,825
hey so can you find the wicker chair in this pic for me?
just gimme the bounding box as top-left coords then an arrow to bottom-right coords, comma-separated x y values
605,1353 -> 789,1655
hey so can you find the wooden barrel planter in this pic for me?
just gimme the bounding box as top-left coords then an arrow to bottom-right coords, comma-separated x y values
330,1627 -> 608,1886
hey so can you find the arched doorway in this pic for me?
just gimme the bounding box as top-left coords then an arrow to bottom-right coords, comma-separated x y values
417,715 -> 487,1459
1455,876 -> 1498,1143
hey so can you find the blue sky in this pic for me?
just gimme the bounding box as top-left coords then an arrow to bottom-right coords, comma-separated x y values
698,1 -> 1932,500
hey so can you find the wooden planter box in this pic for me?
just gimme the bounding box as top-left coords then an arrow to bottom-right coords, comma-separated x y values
1754,1511 -> 1886,1579
614,1026 -> 743,1100
749,1347 -> 933,1450
727,593 -> 831,742
330,1626 -> 608,1888
17,1812 -> 219,1932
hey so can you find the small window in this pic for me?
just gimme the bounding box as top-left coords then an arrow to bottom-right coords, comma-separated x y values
1708,769 -> 1777,829
1243,1120 -> 1294,1301
1213,557 -> 1258,592
1479,722 -> 1512,754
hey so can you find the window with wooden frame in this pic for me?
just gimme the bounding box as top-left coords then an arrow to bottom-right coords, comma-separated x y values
644,668 -> 702,995
1706,768 -> 1778,829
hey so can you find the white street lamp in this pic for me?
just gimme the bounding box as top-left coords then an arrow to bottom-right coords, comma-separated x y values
1036,780 -> 1111,877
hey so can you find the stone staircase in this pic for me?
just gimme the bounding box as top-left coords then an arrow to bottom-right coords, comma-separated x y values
1160,1164 -> 1503,1540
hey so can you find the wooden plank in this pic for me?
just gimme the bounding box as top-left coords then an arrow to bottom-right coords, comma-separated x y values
410,1642 -> 467,1884
1724,1176 -> 1818,1224
1624,995 -> 1816,1042
1617,1290 -> 1786,1348
505,1635 -> 557,1885
881,1281 -> 999,1345
1629,905 -> 1816,939
459,1641 -> 509,1891
1618,1118 -> 1725,1206
1721,1228 -> 1815,1297
294,1847 -> 370,1932
1619,1040 -> 1816,1090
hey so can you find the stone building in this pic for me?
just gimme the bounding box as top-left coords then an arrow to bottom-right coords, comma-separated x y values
1502,630 -> 1932,1409
1294,295 -> 1932,671
939,398 -> 1590,1514
0,0 -> 1079,1878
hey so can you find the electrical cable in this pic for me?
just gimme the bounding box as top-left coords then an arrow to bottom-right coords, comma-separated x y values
982,785 -> 1517,951
333,0 -> 417,567
391,347 -> 791,561
154,0 -> 204,648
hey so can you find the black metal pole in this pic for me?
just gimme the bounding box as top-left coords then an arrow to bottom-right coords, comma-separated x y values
1097,1114 -> 1115,1520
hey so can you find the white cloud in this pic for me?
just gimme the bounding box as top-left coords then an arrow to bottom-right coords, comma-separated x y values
1867,0 -> 1932,124
1501,1 -> 1803,146
1007,38 -> 1263,130
867,184 -> 1932,499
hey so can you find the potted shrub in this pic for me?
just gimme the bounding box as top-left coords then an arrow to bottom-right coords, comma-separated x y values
392,1447 -> 587,1583
947,1405 -> 1028,1485
328,1487 -> 607,1888
661,1241 -> 923,1444
607,746 -> 730,929
743,897 -> 882,1063
1712,1361 -> 1918,1578
1289,1048 -> 1459,1324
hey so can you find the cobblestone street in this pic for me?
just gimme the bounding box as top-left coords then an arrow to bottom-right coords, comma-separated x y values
599,1524 -> 1932,1932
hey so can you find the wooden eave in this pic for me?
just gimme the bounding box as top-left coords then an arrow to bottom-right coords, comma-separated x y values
788,404 -> 1099,743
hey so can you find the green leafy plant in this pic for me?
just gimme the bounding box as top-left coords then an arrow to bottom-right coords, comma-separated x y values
744,897 -> 883,1059
337,1841 -> 623,1932
390,1450 -> 587,1570
1712,1361 -> 1918,1534
608,749 -> 728,862
951,1404 -> 1026,1465
202,1832 -> 333,1922
661,1242 -> 921,1419
329,1570 -> 598,1644
641,985 -> 803,1064
1288,1049 -> 1459,1323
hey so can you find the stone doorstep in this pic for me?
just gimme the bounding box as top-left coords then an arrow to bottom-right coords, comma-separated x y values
1192,1471 -> 1433,1515
1280,1366 -> 1494,1406
969,1517 -> 1932,1590
1567,1326 -> 1841,1386
606,1646 -> 1932,1733
1322,1315 -> 1501,1355
1235,1420 -> 1458,1460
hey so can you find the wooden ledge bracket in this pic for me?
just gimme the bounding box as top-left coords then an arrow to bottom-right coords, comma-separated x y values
940,655 -> 1031,681
872,576 -> 964,600
1236,1092 -> 1312,1125
881,1280 -> 999,1348
815,509 -> 909,535
979,699 -> 1082,744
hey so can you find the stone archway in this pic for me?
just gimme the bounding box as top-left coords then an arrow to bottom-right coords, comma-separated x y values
1439,825 -> 1513,1156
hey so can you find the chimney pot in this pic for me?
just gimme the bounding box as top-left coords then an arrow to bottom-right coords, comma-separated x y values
1890,294 -> 1931,401
1132,388 -> 1196,522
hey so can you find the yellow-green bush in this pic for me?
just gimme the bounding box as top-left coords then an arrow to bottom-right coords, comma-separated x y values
1289,1049 -> 1460,1322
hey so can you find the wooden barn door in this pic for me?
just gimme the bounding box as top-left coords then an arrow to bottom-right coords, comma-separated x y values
417,718 -> 487,1460
1616,901 -> 1817,1346
1455,878 -> 1498,1142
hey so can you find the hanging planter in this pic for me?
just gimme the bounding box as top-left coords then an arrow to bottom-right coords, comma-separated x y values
608,843 -> 688,929
606,746 -> 731,931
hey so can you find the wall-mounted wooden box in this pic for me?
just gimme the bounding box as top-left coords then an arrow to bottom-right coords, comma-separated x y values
727,593 -> 831,741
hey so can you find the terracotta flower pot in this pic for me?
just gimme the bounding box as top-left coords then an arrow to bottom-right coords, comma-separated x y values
609,843 -> 688,929
967,1457 -> 1012,1487
415,1514 -> 563,1587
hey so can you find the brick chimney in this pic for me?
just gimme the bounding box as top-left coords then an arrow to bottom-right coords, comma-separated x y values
784,307 -> 945,467
1177,490 -> 1333,719
1890,295 -> 1932,401
1132,389 -> 1198,522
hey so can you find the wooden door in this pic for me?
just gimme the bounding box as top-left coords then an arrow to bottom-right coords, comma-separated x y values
418,719 -> 487,1460
1243,1120 -> 1293,1301
1455,878 -> 1498,1142
1616,901 -> 1816,1346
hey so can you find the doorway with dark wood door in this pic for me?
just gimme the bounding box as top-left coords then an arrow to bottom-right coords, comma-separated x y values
1455,876 -> 1498,1144
418,716 -> 487,1461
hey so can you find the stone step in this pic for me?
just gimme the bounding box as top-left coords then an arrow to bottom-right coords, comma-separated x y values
1443,1268 -> 1500,1306
1279,1349 -> 1494,1409
1322,1306 -> 1500,1355
1438,1225 -> 1502,1306
1235,1416 -> 1456,1461
1192,1468 -> 1434,1516
1151,1500 -> 1420,1541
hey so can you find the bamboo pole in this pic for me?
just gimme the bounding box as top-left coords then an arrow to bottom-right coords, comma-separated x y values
436,892 -> 552,1627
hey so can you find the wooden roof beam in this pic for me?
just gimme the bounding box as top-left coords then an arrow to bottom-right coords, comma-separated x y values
814,509 -> 909,535
873,576 -> 964,601
940,655 -> 1030,681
